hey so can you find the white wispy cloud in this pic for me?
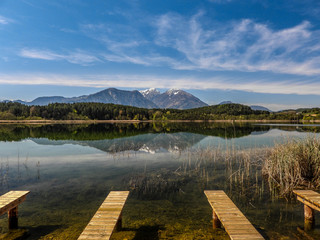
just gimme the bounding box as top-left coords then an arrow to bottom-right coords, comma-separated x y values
156,14 -> 319,75
79,22 -> 182,67
78,11 -> 320,76
19,48 -> 100,65
20,49 -> 59,60
80,23 -> 157,66
0,15 -> 12,25
154,13 -> 320,76
1,73 -> 320,96
102,53 -> 181,67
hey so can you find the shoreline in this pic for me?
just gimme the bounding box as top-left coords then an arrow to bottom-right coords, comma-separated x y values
0,119 -> 319,124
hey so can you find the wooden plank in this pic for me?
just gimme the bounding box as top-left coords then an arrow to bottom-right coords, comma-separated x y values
293,190 -> 320,210
204,190 -> 264,240
231,235 -> 264,240
0,191 -> 29,199
223,224 -> 256,230
78,191 -> 129,240
297,196 -> 320,212
0,191 -> 29,216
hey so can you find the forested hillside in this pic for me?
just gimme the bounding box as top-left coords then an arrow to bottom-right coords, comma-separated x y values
0,102 -> 302,121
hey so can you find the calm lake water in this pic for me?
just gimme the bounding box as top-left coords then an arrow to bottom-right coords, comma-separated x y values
0,122 -> 320,239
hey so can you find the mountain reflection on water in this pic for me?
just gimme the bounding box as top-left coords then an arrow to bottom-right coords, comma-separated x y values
0,122 -> 271,141
1,122 -> 320,153
31,132 -> 205,154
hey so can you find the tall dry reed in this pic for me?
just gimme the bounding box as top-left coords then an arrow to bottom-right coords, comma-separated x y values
263,136 -> 320,196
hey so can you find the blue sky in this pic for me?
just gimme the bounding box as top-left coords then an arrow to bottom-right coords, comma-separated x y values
1,0 -> 320,111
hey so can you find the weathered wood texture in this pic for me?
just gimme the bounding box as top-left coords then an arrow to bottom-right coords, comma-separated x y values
0,191 -> 30,229
0,191 -> 29,216
293,189 -> 320,230
293,190 -> 320,210
204,190 -> 264,240
78,191 -> 129,240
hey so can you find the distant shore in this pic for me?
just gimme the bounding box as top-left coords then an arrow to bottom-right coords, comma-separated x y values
0,119 -> 319,124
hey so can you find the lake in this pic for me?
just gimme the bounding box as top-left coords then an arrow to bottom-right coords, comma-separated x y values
0,122 -> 320,239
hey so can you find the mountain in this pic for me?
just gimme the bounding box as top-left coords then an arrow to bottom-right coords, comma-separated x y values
139,88 -> 161,102
250,105 -> 271,112
69,88 -> 157,108
219,101 -> 271,112
29,96 -> 69,105
0,100 -> 12,103
151,89 -> 208,109
10,87 -> 207,110
31,132 -> 205,154
219,101 -> 233,105
18,88 -> 158,109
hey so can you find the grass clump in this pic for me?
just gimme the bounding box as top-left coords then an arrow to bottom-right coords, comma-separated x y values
263,136 -> 320,196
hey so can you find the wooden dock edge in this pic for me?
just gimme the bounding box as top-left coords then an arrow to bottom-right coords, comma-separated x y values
293,189 -> 320,230
0,190 -> 30,229
78,191 -> 130,240
204,190 -> 264,240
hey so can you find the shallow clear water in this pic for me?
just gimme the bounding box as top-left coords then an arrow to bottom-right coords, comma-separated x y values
0,122 -> 320,239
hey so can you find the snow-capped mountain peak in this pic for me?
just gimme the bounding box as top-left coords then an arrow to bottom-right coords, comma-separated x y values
139,88 -> 161,101
153,89 -> 208,109
139,88 -> 207,109
166,89 -> 183,96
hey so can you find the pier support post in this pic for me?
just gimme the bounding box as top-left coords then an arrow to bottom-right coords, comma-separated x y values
304,205 -> 315,230
213,211 -> 221,229
115,212 -> 122,231
8,207 -> 18,229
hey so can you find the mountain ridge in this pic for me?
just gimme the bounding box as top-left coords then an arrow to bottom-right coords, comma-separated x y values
16,88 -> 157,109
5,88 -> 270,111
219,101 -> 271,112
141,88 -> 208,109
11,88 -> 209,110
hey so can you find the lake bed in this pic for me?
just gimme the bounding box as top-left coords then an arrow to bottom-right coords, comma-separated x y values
0,122 -> 320,239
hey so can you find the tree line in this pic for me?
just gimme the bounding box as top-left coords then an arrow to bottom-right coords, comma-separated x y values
0,101 -> 303,121
0,122 -> 274,141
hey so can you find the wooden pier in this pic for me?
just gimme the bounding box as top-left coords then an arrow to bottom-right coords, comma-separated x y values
204,190 -> 264,240
293,189 -> 320,230
78,191 -> 129,240
0,191 -> 30,229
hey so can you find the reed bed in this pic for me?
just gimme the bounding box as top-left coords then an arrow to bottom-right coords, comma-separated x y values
263,135 -> 320,196
127,145 -> 267,202
127,136 -> 320,202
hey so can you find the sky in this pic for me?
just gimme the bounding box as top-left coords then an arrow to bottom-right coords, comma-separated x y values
0,0 -> 320,111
